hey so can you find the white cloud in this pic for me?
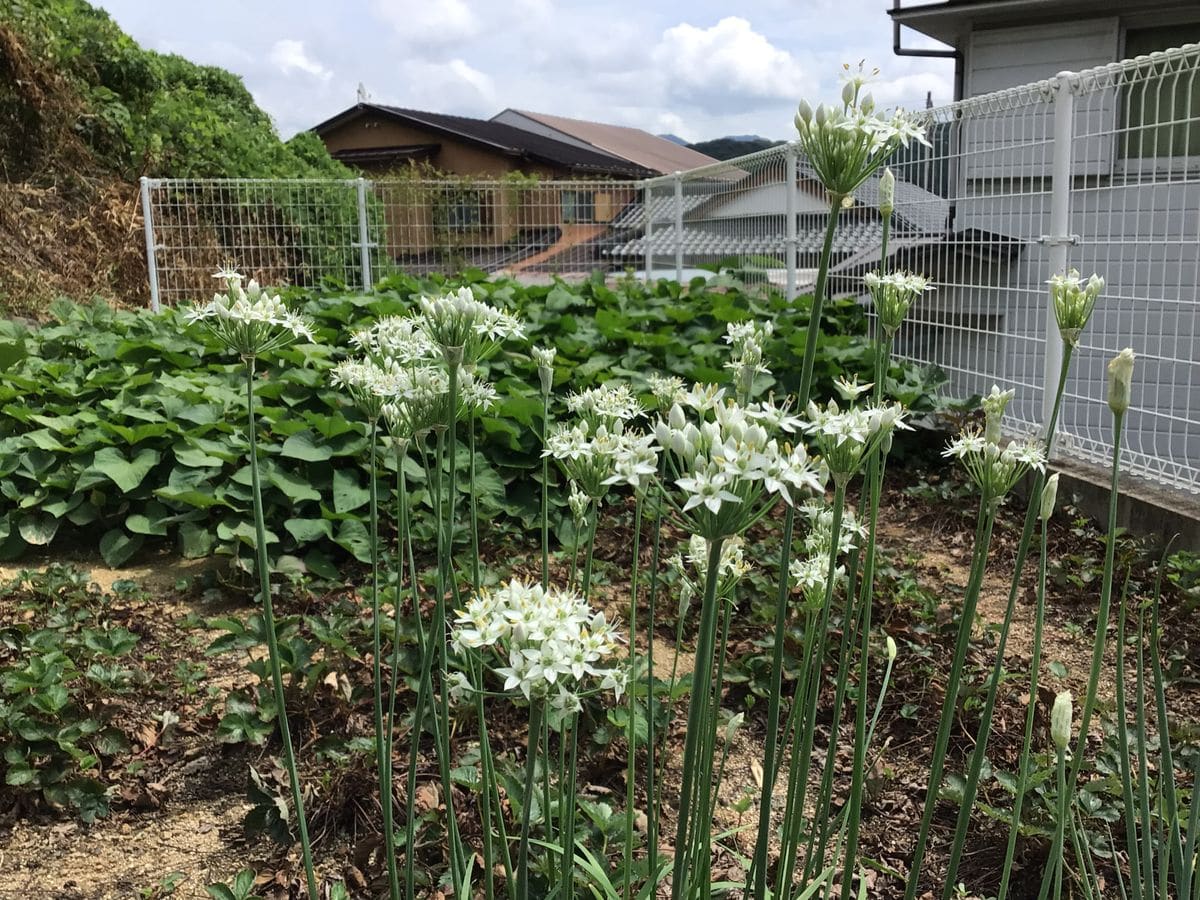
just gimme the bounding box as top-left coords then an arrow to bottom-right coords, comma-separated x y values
269,39 -> 332,82
651,17 -> 814,111
372,0 -> 480,46
397,58 -> 496,115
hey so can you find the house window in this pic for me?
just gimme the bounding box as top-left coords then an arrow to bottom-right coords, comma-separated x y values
1120,24 -> 1200,159
435,189 -> 484,232
561,190 -> 595,224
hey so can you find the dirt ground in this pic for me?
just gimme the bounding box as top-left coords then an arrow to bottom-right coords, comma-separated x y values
0,472 -> 1193,899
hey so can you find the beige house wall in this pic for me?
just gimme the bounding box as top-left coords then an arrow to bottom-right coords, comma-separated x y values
321,113 -> 635,257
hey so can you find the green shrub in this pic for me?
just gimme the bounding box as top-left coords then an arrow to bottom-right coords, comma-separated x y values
0,274 -> 946,571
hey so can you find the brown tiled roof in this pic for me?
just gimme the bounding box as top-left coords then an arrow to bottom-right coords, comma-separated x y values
312,104 -> 652,178
499,109 -> 720,175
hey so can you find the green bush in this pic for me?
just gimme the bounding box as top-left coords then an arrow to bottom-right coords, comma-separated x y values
0,274 -> 946,571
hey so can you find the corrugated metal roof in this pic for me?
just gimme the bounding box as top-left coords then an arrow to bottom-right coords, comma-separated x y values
606,220 -> 887,259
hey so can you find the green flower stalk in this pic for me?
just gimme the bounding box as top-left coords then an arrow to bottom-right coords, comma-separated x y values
996,473 -> 1059,900
792,66 -> 929,407
1041,692 -> 1074,900
185,271 -> 318,900
905,395 -> 1045,899
534,346 -> 557,588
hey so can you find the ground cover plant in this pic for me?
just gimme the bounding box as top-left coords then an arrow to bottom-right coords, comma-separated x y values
2,66 -> 1199,900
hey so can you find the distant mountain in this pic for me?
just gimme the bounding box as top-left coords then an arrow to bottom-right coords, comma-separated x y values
688,136 -> 784,161
657,133 -> 689,146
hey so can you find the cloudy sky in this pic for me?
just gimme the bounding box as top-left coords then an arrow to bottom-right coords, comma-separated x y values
96,0 -> 954,143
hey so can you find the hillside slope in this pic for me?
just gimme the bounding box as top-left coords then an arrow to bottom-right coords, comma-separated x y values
0,0 -> 350,313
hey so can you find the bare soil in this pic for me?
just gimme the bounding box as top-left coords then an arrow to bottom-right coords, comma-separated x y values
0,469 -> 1195,899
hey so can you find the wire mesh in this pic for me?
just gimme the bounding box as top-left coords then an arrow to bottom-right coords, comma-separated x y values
142,47 -> 1200,493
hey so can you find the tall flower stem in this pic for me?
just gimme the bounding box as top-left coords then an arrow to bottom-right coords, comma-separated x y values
541,391 -> 551,589
942,351 -> 1073,898
624,496 -> 644,900
996,509 -> 1051,900
841,449 -> 888,900
471,653 -> 497,900
245,358 -> 317,900
1115,581 -> 1144,900
367,421 -> 401,900
749,505 -> 796,900
777,482 -> 847,899
904,497 -> 997,900
517,701 -> 544,900
797,196 -> 844,407
560,714 -> 581,900
431,422 -> 465,887
644,468 -> 667,880
469,413 -> 481,593
581,508 -> 600,600
1066,411 -> 1124,788
670,536 -> 726,900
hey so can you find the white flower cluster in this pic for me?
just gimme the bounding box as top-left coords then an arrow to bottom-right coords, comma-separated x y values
646,374 -> 687,410
565,382 -> 643,427
863,270 -> 932,336
184,270 -> 315,358
787,501 -> 867,605
451,580 -> 626,723
655,394 -> 825,539
418,286 -> 524,364
794,65 -> 930,197
724,320 -> 773,398
669,535 -> 750,610
803,395 -> 910,482
331,288 -> 520,437
942,430 -> 1046,500
545,421 -> 658,497
799,500 -> 868,557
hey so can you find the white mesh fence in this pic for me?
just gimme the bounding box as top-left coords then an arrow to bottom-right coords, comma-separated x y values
140,45 -> 1200,493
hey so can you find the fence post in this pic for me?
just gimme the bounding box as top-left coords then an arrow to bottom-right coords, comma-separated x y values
354,178 -> 374,291
1042,71 -> 1077,438
784,142 -> 798,300
643,182 -> 653,282
673,173 -> 684,283
139,176 -> 161,312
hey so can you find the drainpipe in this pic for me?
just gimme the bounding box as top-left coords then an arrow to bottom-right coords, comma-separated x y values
891,0 -> 964,102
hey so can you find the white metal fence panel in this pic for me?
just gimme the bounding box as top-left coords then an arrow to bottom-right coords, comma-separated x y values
139,45 -> 1200,494
140,176 -> 644,308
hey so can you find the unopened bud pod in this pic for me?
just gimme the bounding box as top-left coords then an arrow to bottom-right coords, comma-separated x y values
860,92 -> 875,115
842,80 -> 856,108
879,168 -> 895,218
1041,473 -> 1059,522
724,711 -> 745,743
1051,691 -> 1073,751
814,104 -> 827,127
886,634 -> 897,663
1107,348 -> 1135,415
797,99 -> 813,125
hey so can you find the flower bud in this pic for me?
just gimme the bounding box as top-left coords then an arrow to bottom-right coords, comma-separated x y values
842,80 -> 856,108
1106,348 -> 1135,415
879,167 -> 895,218
724,711 -> 745,743
981,385 -> 1015,445
886,634 -> 897,662
797,99 -> 813,125
1040,472 -> 1059,522
1051,691 -> 1073,751
814,103 -> 827,127
860,93 -> 875,115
